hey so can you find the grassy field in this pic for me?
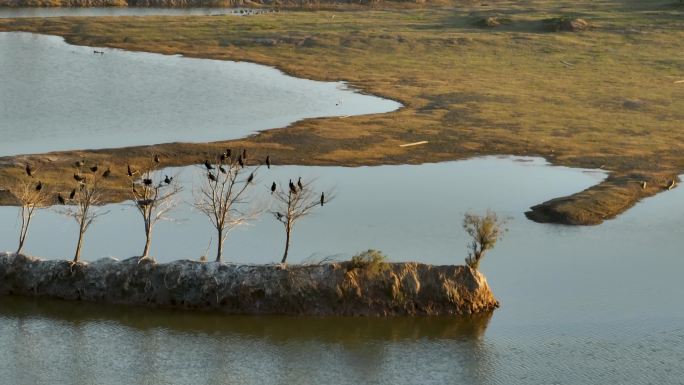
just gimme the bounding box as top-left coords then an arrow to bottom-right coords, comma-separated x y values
0,0 -> 683,224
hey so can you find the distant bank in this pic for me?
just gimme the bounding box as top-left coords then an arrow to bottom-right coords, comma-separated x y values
0,253 -> 498,316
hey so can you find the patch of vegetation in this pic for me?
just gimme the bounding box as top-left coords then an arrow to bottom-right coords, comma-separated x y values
348,249 -> 390,276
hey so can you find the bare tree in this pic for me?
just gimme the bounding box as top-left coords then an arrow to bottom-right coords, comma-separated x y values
270,177 -> 332,263
462,210 -> 507,270
12,165 -> 48,254
57,161 -> 110,263
194,149 -> 265,262
128,156 -> 182,260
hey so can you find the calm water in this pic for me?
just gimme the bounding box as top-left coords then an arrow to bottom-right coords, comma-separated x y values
0,32 -> 400,156
1,157 -> 684,384
0,7 -> 271,18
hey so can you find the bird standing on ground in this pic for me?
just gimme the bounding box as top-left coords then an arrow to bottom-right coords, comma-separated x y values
25,164 -> 33,177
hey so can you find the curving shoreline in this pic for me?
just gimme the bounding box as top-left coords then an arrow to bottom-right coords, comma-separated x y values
0,253 -> 499,316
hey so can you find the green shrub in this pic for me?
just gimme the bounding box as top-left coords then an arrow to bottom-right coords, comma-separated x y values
348,249 -> 389,276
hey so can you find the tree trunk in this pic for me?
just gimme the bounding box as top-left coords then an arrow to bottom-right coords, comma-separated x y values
142,229 -> 152,259
281,225 -> 291,263
216,227 -> 224,262
16,208 -> 28,254
74,229 -> 85,263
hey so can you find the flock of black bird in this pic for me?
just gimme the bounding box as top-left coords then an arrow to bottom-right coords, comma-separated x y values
21,150 -> 326,208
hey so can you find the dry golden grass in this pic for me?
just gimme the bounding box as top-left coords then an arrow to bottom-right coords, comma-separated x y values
0,0 -> 683,224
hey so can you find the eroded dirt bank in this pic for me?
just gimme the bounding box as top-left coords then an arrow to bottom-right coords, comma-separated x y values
0,253 -> 499,316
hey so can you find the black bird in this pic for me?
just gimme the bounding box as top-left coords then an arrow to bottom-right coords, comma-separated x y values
219,166 -> 227,174
57,193 -> 66,205
276,212 -> 283,220
143,178 -> 153,186
74,174 -> 85,182
208,173 -> 217,182
238,155 -> 244,168
247,172 -> 254,184
271,182 -> 276,194
204,160 -> 214,170
154,154 -> 161,163
320,192 -> 325,206
69,188 -> 76,199
226,149 -> 232,158
164,175 -> 172,185
297,177 -> 303,190
25,164 -> 33,177
35,181 -> 43,191
137,199 -> 153,207
289,179 -> 297,194
74,160 -> 85,168
242,149 -> 248,160
102,169 -> 111,178
265,155 -> 271,169
220,153 -> 227,162
90,165 -> 98,173
127,164 -> 134,177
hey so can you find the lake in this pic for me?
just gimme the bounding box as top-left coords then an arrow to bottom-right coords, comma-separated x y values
1,157 -> 684,384
0,32 -> 400,156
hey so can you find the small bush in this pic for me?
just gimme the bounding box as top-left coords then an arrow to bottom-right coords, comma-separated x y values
348,249 -> 390,276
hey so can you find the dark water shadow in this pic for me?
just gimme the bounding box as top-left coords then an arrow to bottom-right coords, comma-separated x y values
0,295 -> 493,343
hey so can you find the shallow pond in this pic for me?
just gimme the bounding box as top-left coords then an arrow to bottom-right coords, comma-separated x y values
0,32 -> 400,156
1,157 -> 684,384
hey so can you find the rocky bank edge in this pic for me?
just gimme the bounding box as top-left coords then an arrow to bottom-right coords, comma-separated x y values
0,253 -> 498,316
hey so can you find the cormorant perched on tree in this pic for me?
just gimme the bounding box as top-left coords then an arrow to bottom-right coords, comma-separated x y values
127,164 -> 134,177
25,164 -> 33,177
204,160 -> 214,170
69,188 -> 76,199
137,199 -> 153,207
164,175 -> 172,185
219,166 -> 227,174
57,193 -> 66,205
102,169 -> 111,178
289,179 -> 297,194
297,177 -> 303,190
90,165 -> 98,173
154,154 -> 161,163
265,155 -> 271,169
74,174 -> 85,182
242,149 -> 248,160
276,212 -> 283,220
271,182 -> 276,194
208,173 -> 217,182
74,160 -> 85,168
238,155 -> 244,168
220,153 -> 226,162
320,192 -> 325,206
35,181 -> 42,191
247,173 -> 254,184
143,178 -> 153,186
226,149 -> 232,158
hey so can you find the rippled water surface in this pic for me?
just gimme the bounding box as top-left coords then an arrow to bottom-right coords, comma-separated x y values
0,32 -> 400,156
1,157 -> 683,384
